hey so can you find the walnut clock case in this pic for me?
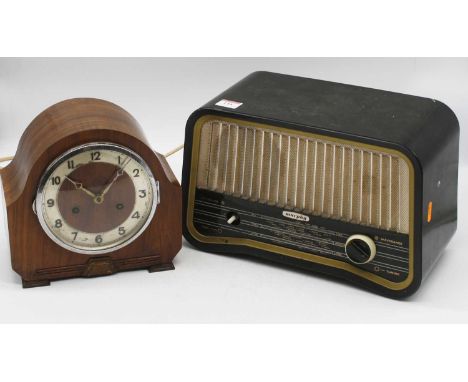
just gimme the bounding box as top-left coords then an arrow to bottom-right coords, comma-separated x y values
0,98 -> 181,288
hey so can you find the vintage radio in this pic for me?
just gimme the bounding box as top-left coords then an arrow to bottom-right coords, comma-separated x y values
182,71 -> 459,298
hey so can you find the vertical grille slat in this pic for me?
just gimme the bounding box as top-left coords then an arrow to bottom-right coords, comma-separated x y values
278,135 -> 290,207
329,144 -> 336,217
197,120 -> 411,234
233,125 -> 246,197
361,151 -> 372,226
269,134 -> 281,205
244,128 -> 255,199
339,146 -> 345,217
344,147 -> 353,221
225,124 -> 238,195
297,138 -> 308,211
216,123 -> 230,192
287,137 -> 299,208
251,129 -> 264,201
322,143 -> 331,215
314,142 -> 325,213
381,154 -> 391,231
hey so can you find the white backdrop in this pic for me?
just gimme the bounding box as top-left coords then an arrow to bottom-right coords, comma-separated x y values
0,58 -> 467,322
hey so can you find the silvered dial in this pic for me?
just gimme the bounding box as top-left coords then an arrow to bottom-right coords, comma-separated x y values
35,143 -> 159,254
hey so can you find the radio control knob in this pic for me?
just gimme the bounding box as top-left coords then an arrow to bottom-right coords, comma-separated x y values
345,234 -> 376,265
226,212 -> 240,225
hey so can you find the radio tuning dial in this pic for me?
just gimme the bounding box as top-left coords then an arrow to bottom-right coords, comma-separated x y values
345,234 -> 376,265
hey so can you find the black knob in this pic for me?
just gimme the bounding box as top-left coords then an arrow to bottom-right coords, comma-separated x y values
345,234 -> 376,265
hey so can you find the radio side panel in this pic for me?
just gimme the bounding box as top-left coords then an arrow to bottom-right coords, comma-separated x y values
419,103 -> 459,280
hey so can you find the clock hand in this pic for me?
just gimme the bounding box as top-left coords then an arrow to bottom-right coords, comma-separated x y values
99,156 -> 132,199
64,176 -> 98,200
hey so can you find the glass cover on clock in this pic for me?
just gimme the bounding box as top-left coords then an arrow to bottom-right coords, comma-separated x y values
35,143 -> 159,254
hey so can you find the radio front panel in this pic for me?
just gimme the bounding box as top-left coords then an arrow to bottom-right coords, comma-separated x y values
186,115 -> 415,291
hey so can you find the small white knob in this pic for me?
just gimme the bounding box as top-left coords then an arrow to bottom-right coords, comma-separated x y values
227,215 -> 236,224
226,212 -> 240,225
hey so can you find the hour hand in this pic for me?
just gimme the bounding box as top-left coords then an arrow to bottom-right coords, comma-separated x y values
64,176 -> 97,199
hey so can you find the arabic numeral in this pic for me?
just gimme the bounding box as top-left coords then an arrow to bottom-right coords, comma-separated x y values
67,160 -> 75,169
95,235 -> 103,244
51,176 -> 61,185
133,169 -> 140,177
138,190 -> 146,198
55,219 -> 62,228
71,231 -> 78,242
90,152 -> 101,161
131,211 -> 140,219
118,227 -> 126,236
47,199 -> 55,207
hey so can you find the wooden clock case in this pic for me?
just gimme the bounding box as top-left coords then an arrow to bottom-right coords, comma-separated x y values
0,98 -> 181,288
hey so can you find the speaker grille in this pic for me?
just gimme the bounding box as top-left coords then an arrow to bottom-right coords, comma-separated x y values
196,120 -> 410,234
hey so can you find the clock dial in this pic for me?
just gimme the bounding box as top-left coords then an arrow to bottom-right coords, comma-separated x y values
36,143 -> 158,254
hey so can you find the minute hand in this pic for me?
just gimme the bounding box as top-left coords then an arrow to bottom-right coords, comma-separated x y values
99,157 -> 131,198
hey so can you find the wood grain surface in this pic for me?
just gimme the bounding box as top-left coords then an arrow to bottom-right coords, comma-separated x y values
0,98 -> 181,287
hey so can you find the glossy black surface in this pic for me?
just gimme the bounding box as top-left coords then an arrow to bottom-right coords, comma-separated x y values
182,71 -> 460,298
194,189 -> 410,283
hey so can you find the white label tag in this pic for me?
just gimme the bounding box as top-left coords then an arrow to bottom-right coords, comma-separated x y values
282,211 -> 310,222
215,99 -> 243,109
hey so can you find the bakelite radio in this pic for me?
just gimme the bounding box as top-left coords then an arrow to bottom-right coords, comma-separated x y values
182,71 -> 459,298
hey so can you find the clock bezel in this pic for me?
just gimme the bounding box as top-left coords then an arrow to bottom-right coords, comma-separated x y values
35,142 -> 159,255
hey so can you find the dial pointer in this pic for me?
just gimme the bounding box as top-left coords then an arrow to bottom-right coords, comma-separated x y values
99,156 -> 131,199
64,176 -> 98,200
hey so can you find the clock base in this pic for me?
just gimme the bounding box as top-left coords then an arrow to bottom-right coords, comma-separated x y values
148,262 -> 175,273
20,262 -> 176,288
22,279 -> 51,288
